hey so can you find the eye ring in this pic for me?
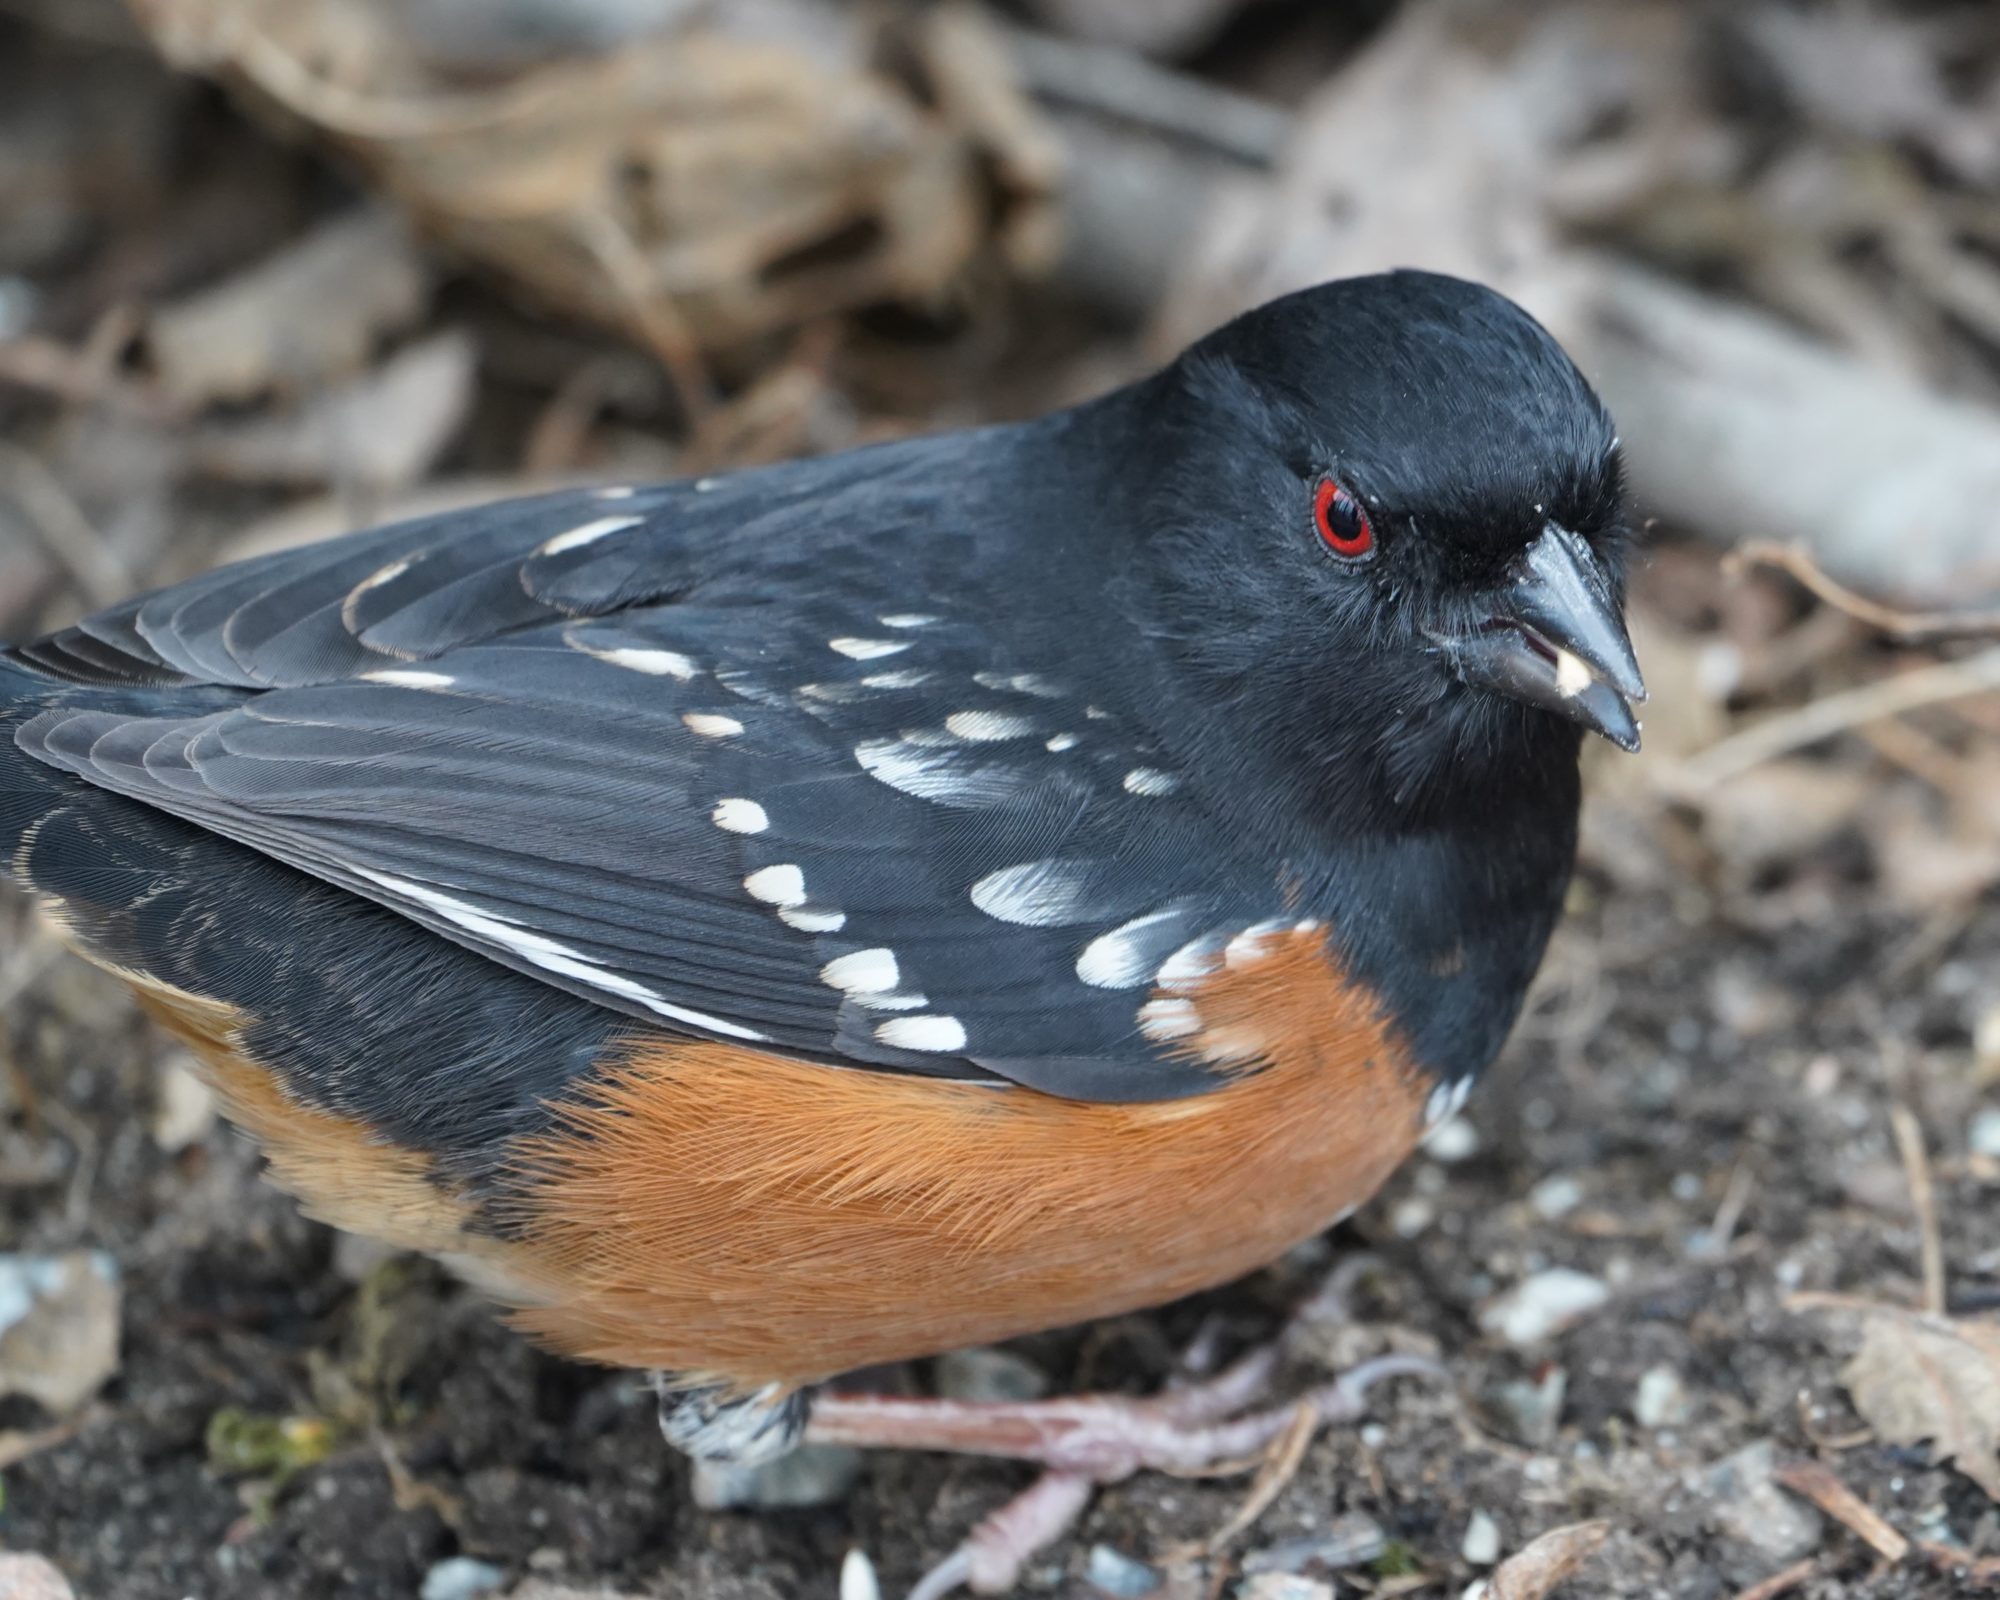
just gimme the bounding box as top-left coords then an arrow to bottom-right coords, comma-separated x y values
1313,477 -> 1374,560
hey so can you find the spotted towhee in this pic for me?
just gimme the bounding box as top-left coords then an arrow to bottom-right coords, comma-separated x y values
1,270 -> 1642,1591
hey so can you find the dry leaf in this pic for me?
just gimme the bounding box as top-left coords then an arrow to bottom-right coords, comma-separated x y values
123,0 -> 1058,356
0,1252 -> 121,1414
1839,1307 -> 2000,1501
1486,1520 -> 1611,1600
0,1554 -> 79,1600
146,206 -> 430,406
189,328 -> 475,489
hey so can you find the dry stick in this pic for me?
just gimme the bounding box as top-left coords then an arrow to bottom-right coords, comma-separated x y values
1729,1558 -> 1818,1600
0,441 -> 130,606
1187,1403 -> 1317,1557
1889,1104 -> 1946,1317
1673,645 -> 2000,788
1731,542 -> 2000,642
1773,1460 -> 1909,1564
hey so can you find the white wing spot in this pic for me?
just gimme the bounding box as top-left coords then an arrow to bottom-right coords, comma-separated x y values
830,638 -> 910,660
1078,909 -> 1189,989
820,948 -> 900,994
879,614 -> 939,629
852,990 -> 928,1011
352,869 -> 766,1041
970,859 -> 1094,926
855,738 -> 1020,807
711,798 -> 768,835
860,668 -> 933,689
1156,933 -> 1228,989
945,710 -> 1037,742
972,670 -> 1064,698
1123,767 -> 1180,796
599,647 -> 699,679
1085,706 -> 1111,720
683,713 -> 744,738
695,476 -> 722,492
363,669 -> 454,688
744,864 -> 807,907
780,905 -> 847,933
539,514 -> 642,555
1226,919 -> 1292,969
875,1015 -> 968,1053
594,485 -> 636,500
1045,732 -> 1079,752
1138,997 -> 1203,1042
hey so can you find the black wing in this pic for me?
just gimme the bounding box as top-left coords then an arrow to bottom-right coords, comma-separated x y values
12,466 -> 1297,1101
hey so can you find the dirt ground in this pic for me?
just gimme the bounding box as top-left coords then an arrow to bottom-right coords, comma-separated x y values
5,3 -> 2000,1598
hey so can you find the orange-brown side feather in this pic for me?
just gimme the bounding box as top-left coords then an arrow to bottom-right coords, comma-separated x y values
38,896 -> 477,1257
500,925 -> 1431,1389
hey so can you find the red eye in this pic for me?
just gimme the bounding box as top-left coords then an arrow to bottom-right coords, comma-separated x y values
1314,478 -> 1373,558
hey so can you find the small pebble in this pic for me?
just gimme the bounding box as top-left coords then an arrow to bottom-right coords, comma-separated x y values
149,1055 -> 217,1152
1633,1364 -> 1688,1428
1426,1117 -> 1480,1163
691,1444 -> 861,1509
1705,1439 -> 1824,1561
1488,1365 -> 1566,1448
1970,1106 -> 2000,1160
1391,1196 -> 1436,1238
1461,1510 -> 1502,1566
935,1346 -> 1048,1404
419,1557 -> 507,1600
1242,1512 -> 1388,1573
1084,1544 -> 1159,1597
1478,1269 -> 1610,1346
840,1547 -> 880,1600
1528,1174 -> 1582,1220
1239,1577 -> 1334,1600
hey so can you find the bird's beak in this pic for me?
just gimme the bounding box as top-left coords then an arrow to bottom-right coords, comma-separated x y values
1436,523 -> 1647,752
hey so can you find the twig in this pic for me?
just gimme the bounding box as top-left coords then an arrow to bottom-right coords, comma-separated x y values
0,442 -> 130,606
1729,1559 -> 1817,1600
1003,24 -> 1288,167
1673,647 -> 2000,789
1773,1460 -> 1909,1563
1181,1403 -> 1316,1558
0,1411 -> 90,1469
1889,1105 -> 1945,1317
1731,542 -> 2000,642
1703,1156 -> 1755,1258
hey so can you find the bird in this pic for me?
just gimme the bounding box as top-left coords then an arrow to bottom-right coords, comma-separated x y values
0,269 -> 1642,1595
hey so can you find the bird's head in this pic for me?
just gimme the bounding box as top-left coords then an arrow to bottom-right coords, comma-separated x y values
1120,270 -> 1642,828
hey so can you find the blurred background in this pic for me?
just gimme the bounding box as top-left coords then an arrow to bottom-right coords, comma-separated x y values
2,2 -> 2000,1597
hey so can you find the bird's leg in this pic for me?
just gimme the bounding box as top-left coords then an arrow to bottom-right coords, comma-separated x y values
803,1257 -> 1444,1597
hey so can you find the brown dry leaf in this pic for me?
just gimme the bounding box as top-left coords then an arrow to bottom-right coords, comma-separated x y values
1838,1307 -> 2000,1501
146,206 -> 430,406
1486,1520 -> 1612,1600
0,1252 -> 120,1414
189,328 -> 475,489
122,0 -> 1059,356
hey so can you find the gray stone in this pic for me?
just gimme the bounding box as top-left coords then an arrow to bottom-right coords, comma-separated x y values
690,1444 -> 861,1510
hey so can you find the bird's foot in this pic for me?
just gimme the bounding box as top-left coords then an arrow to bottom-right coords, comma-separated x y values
805,1259 -> 1444,1599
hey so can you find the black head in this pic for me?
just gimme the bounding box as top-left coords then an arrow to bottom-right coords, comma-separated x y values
1117,270 -> 1642,832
